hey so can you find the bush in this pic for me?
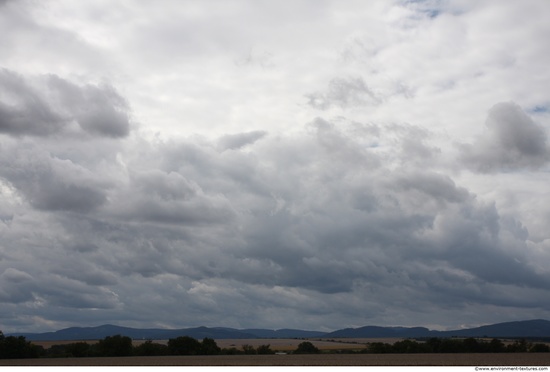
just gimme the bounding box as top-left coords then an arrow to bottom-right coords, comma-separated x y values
168,336 -> 202,355
96,335 -> 133,357
134,340 -> 169,356
220,347 -> 242,355
201,338 -> 221,355
256,344 -> 274,354
65,342 -> 92,357
368,342 -> 393,354
530,343 -> 550,353
242,344 -> 256,354
294,341 -> 320,354
0,334 -> 43,359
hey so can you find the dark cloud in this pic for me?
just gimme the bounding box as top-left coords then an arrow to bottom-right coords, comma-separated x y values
0,69 -> 130,138
460,102 -> 549,172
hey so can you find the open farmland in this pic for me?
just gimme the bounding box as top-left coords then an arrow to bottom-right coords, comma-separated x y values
2,353 -> 550,366
194,337 -> 377,351
31,337 -> 378,352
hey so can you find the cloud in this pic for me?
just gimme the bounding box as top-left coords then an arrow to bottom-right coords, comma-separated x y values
1,1 -> 550,334
0,145 -> 108,213
307,77 -> 382,110
217,130 -> 267,151
460,102 -> 549,172
0,69 -> 65,136
1,120 -> 550,331
47,75 -> 131,138
0,68 -> 131,138
1,268 -> 33,283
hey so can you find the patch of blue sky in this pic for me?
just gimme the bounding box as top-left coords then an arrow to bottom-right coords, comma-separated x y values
401,0 -> 444,18
528,105 -> 549,114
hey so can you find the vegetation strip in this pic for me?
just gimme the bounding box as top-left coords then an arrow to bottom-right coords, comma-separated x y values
1,329 -> 549,360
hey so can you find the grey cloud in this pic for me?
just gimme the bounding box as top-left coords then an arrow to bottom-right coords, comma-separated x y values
392,170 -> 470,204
40,280 -> 121,310
419,202 -> 549,291
307,77 -> 381,110
48,75 -> 131,138
55,265 -> 118,286
31,182 -> 107,213
70,243 -> 100,253
2,115 -> 550,332
0,268 -> 35,303
108,168 -> 235,226
310,118 -> 380,168
0,69 -> 131,138
1,268 -> 33,283
217,130 -> 267,151
0,146 -> 108,213
133,169 -> 198,201
460,102 -> 549,172
0,69 -> 65,136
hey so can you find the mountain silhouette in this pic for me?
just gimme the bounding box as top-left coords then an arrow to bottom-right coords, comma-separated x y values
9,319 -> 550,341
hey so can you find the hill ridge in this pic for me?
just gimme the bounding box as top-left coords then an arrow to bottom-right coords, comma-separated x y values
8,319 -> 550,341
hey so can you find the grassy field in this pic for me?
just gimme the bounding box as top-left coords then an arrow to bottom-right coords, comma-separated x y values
31,337 -> 393,352
1,353 -> 550,366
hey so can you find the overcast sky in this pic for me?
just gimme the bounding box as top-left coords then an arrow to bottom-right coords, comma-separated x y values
1,0 -> 550,334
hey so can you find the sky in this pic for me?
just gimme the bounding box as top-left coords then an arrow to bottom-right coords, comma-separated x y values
1,0 -> 550,334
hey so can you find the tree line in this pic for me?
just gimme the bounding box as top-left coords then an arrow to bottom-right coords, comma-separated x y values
0,330 -> 279,359
1,330 -> 548,359
363,338 -> 550,354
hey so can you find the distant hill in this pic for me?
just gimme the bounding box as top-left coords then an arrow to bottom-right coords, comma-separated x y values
436,319 -> 550,338
325,326 -> 433,338
8,319 -> 550,341
325,319 -> 550,339
12,324 -> 258,341
242,328 -> 326,338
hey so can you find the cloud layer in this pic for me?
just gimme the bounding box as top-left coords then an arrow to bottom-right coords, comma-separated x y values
1,0 -> 550,333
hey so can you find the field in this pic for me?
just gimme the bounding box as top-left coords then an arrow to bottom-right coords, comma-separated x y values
31,337 -> 396,352
5,338 -> 548,366
151,337 -> 382,351
30,337 -> 383,353
2,353 -> 550,366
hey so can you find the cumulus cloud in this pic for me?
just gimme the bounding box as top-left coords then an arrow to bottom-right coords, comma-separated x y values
460,102 -> 549,172
0,69 -> 131,138
47,75 -> 131,138
1,118 -> 550,331
0,69 -> 65,136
